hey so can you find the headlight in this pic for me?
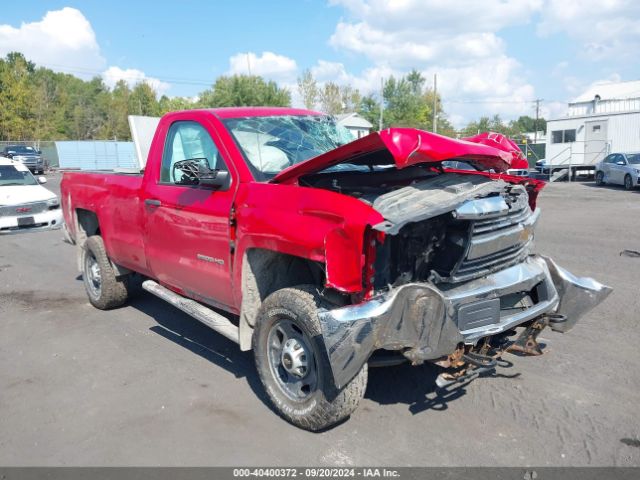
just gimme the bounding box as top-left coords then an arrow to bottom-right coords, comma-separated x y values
634,168 -> 640,174
47,198 -> 60,209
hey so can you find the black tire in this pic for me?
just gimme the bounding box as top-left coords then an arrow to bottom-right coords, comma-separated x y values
595,171 -> 604,186
252,285 -> 367,431
82,235 -> 129,310
624,174 -> 634,190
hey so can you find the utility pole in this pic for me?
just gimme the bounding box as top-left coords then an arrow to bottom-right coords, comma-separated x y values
433,73 -> 438,133
246,53 -> 252,76
534,98 -> 542,144
379,77 -> 384,131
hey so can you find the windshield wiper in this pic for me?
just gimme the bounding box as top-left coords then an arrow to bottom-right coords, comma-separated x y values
0,182 -> 26,186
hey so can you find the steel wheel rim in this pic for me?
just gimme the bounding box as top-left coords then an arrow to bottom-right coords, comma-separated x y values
266,318 -> 318,401
625,176 -> 632,189
84,250 -> 102,299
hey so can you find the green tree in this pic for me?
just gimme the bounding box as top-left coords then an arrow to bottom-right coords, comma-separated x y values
199,75 -> 290,107
159,94 -> 196,115
358,94 -> 381,128
101,80 -> 132,140
297,69 -> 318,110
129,82 -> 160,117
340,84 -> 362,113
382,70 -> 432,130
319,82 -> 343,115
0,52 -> 36,140
509,115 -> 546,134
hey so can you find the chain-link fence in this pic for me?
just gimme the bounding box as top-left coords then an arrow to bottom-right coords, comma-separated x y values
0,140 -> 137,171
0,140 -> 59,169
515,143 -> 545,168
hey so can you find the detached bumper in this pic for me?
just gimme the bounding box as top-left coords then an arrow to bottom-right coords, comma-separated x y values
318,255 -> 612,388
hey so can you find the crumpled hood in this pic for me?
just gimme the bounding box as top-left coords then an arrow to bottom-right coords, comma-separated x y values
0,185 -> 57,206
271,129 -> 526,184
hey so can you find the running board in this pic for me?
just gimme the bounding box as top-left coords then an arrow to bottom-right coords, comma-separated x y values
141,280 -> 239,344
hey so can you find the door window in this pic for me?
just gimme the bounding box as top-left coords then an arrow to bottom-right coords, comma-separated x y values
613,154 -> 626,165
161,121 -> 228,184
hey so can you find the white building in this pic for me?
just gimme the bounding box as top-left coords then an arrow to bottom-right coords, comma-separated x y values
545,80 -> 640,166
336,113 -> 373,139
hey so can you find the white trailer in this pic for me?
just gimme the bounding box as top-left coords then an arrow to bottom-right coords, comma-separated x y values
543,80 -> 640,181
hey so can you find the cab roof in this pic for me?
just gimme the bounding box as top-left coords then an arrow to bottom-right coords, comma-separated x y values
205,107 -> 323,119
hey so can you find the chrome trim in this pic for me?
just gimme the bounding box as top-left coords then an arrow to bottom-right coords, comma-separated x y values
0,201 -> 49,216
466,208 -> 539,260
541,256 -> 612,333
454,195 -> 509,220
318,255 -> 610,389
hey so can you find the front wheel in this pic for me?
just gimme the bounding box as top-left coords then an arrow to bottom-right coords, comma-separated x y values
624,174 -> 634,190
252,285 -> 367,431
595,171 -> 604,186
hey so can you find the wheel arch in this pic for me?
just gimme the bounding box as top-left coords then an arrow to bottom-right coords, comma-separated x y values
74,208 -> 100,271
238,248 -> 325,351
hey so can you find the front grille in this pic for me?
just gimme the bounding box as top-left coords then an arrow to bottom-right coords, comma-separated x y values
448,187 -> 536,282
0,201 -> 49,217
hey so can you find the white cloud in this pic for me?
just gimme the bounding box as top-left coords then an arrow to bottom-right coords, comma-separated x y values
102,66 -> 171,95
0,7 -> 171,95
538,0 -> 640,61
227,51 -> 298,82
327,1 -> 543,126
330,0 -> 542,33
0,7 -> 105,75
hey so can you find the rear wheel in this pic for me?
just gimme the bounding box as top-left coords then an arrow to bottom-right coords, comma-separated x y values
253,285 -> 367,431
82,235 -> 129,309
624,174 -> 634,190
595,171 -> 604,186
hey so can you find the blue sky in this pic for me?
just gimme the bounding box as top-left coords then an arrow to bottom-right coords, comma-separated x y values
1,1 -> 639,126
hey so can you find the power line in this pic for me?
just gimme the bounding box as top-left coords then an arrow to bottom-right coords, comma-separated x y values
444,98 -> 541,105
35,62 -> 215,87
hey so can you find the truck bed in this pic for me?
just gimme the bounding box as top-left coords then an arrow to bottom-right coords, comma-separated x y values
61,170 -> 149,276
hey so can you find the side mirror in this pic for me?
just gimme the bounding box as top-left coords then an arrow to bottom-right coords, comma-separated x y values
37,150 -> 43,155
199,165 -> 230,189
616,160 -> 626,165
37,176 -> 47,184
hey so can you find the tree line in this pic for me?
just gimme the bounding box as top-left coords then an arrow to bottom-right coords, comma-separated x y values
0,52 -> 545,142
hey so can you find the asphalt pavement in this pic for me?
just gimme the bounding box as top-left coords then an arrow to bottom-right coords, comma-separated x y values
1,172 -> 639,466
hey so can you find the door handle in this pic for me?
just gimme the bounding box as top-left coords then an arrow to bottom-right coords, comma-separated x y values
145,199 -> 161,207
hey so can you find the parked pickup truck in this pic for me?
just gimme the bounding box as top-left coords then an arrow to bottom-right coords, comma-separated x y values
61,108 -> 611,430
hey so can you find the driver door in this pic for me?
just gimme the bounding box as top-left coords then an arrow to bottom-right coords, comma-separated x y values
143,120 -> 236,309
609,154 -> 626,185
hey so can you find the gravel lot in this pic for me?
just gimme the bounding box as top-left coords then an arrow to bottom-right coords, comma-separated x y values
1,172 -> 639,466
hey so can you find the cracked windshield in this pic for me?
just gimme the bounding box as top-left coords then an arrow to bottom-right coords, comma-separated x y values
223,115 -> 355,180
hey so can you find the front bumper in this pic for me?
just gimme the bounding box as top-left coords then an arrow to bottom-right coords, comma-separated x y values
13,157 -> 44,170
0,209 -> 63,233
318,255 -> 612,388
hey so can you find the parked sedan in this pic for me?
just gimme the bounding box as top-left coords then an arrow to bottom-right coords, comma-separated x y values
0,158 -> 63,233
595,153 -> 640,190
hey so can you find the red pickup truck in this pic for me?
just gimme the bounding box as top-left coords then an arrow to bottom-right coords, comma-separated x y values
61,107 -> 611,430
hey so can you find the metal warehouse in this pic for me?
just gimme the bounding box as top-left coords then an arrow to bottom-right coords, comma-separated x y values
545,80 -> 640,172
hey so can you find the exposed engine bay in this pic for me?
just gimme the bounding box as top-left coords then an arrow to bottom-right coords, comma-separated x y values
302,168 -> 537,291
